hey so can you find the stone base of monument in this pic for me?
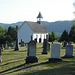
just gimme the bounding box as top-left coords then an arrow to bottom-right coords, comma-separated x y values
49,58 -> 62,62
63,55 -> 74,58
26,56 -> 38,64
42,51 -> 48,54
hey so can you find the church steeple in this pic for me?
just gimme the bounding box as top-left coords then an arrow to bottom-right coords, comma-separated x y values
37,12 -> 43,24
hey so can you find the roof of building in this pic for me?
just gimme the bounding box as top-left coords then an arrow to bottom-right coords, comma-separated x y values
19,21 -> 48,33
37,12 -> 43,18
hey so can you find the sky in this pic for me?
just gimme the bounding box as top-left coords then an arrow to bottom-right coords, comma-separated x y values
0,0 -> 74,23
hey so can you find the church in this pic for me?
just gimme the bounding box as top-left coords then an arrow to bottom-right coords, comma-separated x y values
17,12 -> 48,43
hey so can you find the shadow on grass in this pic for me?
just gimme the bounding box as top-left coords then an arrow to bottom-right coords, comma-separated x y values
21,63 -> 75,75
0,60 -> 75,75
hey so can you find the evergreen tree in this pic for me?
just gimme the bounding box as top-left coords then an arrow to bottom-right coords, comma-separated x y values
60,30 -> 69,42
48,33 -> 52,42
51,32 -> 56,43
69,25 -> 75,43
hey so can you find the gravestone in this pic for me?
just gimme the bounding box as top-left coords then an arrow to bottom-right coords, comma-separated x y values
64,43 -> 74,58
13,41 -> 16,49
5,41 -> 8,49
42,39 -> 50,54
47,42 -> 50,52
49,44 -> 62,62
0,47 -> 2,63
21,41 -> 25,47
26,40 -> 38,64
15,38 -> 19,51
1,44 -> 4,51
63,41 -> 67,47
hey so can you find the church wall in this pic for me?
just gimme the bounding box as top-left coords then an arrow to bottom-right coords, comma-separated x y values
17,22 -> 33,43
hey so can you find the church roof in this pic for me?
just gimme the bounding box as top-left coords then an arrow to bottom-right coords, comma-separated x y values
37,12 -> 43,18
19,21 -> 48,33
26,21 -> 48,33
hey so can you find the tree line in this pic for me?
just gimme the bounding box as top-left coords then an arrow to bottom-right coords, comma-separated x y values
49,25 -> 75,43
0,26 -> 17,45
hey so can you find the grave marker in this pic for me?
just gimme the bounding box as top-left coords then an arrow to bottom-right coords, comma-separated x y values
0,47 -> 2,63
49,44 -> 62,62
64,43 -> 74,58
26,40 -> 38,64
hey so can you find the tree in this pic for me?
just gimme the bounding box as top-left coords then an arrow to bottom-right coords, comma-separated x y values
51,32 -> 56,43
69,25 -> 75,43
48,33 -> 52,42
6,26 -> 17,41
60,30 -> 69,42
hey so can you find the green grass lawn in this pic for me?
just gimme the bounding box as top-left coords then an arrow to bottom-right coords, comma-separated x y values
0,42 -> 75,75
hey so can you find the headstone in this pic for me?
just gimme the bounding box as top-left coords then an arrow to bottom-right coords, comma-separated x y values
13,41 -> 16,49
1,44 -> 4,51
42,39 -> 50,54
26,40 -> 38,64
21,41 -> 25,47
63,41 -> 67,47
49,44 -> 62,62
64,43 -> 74,58
47,42 -> 50,52
5,41 -> 8,49
0,47 -> 2,63
15,38 -> 19,51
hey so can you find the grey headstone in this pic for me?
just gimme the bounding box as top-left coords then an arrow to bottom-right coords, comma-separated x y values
49,44 -> 62,62
5,41 -> 8,49
0,47 -> 2,63
26,40 -> 38,64
15,38 -> 19,51
13,41 -> 16,49
21,41 -> 25,47
51,44 -> 61,58
64,44 -> 74,57
28,40 -> 36,56
42,39 -> 50,54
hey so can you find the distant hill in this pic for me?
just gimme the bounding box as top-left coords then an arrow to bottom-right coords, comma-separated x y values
0,20 -> 72,37
43,21 -> 72,36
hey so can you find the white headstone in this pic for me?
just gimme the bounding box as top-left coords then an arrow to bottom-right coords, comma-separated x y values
65,44 -> 73,57
5,42 -> 8,49
28,41 -> 36,56
51,44 -> 61,59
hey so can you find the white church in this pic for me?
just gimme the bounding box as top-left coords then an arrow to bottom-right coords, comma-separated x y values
17,12 -> 48,43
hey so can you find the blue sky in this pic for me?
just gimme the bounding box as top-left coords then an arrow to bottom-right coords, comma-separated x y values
0,0 -> 74,23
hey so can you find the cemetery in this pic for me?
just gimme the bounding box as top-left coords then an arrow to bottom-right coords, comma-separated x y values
0,41 -> 75,75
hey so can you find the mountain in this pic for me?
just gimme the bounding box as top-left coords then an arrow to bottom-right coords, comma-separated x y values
0,20 -> 72,37
43,21 -> 72,36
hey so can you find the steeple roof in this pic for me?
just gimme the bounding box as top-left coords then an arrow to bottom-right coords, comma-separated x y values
37,12 -> 43,18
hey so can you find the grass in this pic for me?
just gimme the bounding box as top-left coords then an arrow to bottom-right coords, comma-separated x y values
0,42 -> 75,75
